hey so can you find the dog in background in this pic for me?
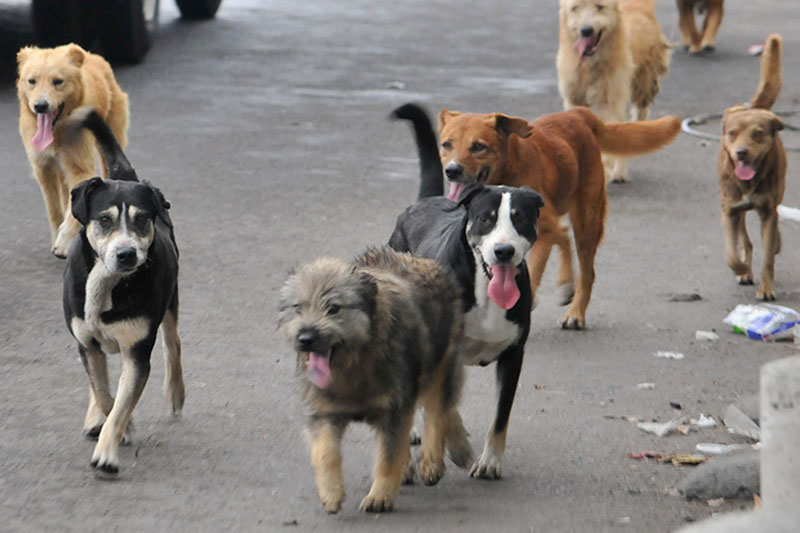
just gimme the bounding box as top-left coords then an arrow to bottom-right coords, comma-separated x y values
62,107 -> 182,474
17,43 -> 129,257
437,106 -> 680,329
677,0 -> 724,54
278,247 -> 471,513
718,34 -> 785,301
557,0 -> 672,182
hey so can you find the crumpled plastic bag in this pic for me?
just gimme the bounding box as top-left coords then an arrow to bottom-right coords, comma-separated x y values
723,303 -> 800,340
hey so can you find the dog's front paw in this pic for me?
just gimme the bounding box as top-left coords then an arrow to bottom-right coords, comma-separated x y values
409,427 -> 421,446
757,288 -> 776,301
418,454 -> 445,486
737,273 -> 754,285
402,458 -> 416,485
359,494 -> 394,513
469,452 -> 503,480
560,314 -> 585,330
90,446 -> 119,474
609,174 -> 627,183
319,492 -> 343,514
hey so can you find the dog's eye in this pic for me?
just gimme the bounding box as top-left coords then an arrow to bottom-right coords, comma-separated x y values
327,304 -> 340,316
470,142 -> 487,152
441,140 -> 452,151
751,131 -> 765,142
52,78 -> 63,87
97,215 -> 113,230
595,4 -> 604,11
727,130 -> 737,139
571,5 -> 579,12
133,214 -> 150,232
27,78 -> 35,85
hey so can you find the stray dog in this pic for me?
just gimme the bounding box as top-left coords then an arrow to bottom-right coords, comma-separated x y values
390,103 -> 544,479
63,107 -> 183,474
677,0 -> 724,54
17,43 -> 129,257
718,34 -> 785,301
557,0 -> 672,182
436,105 -> 680,329
278,247 -> 470,513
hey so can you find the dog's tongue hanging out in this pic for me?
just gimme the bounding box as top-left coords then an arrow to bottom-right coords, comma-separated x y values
32,113 -> 55,151
576,35 -> 598,61
448,182 -> 465,202
734,161 -> 756,181
307,352 -> 333,389
487,264 -> 520,310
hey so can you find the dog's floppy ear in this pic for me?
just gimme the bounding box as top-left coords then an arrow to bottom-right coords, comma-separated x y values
438,109 -> 461,131
356,271 -> 378,317
519,186 -> 545,209
770,115 -> 785,133
65,44 -> 85,67
494,114 -> 531,139
143,181 -> 173,228
456,183 -> 487,207
16,46 -> 35,66
71,177 -> 105,226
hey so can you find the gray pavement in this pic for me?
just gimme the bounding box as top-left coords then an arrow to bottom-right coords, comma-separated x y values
1,0 -> 799,531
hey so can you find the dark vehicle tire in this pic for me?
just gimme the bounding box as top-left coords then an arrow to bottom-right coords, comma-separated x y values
32,0 -> 96,48
97,0 -> 159,64
175,0 -> 222,19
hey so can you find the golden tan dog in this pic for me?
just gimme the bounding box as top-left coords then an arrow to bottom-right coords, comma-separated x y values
439,107 -> 680,328
557,0 -> 672,183
677,0 -> 724,54
17,43 -> 129,257
718,35 -> 785,301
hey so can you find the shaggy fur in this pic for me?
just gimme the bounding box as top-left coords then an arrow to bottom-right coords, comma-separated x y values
17,44 -> 129,257
677,0 -> 724,54
438,107 -> 680,329
278,247 -> 471,513
718,35 -> 785,301
557,0 -> 672,182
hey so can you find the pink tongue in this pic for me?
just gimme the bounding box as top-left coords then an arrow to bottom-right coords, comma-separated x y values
576,36 -> 593,60
307,352 -> 332,389
734,161 -> 756,181
448,181 -> 465,201
32,113 -> 54,151
487,264 -> 520,310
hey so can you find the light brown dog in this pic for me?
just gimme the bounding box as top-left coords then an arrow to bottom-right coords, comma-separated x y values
718,35 -> 785,301
278,247 -> 471,513
17,43 -> 129,257
677,0 -> 724,54
439,107 -> 681,328
557,0 -> 672,182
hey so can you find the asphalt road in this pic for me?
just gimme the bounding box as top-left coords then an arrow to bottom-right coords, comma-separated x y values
1,1 -> 799,531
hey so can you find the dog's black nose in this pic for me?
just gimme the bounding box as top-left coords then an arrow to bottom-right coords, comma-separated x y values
297,331 -> 316,351
445,163 -> 463,181
735,148 -> 749,161
580,26 -> 594,37
494,244 -> 515,263
116,248 -> 137,268
33,100 -> 49,114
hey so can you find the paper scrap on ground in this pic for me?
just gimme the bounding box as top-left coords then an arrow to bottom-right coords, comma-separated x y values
723,405 -> 761,441
654,351 -> 685,360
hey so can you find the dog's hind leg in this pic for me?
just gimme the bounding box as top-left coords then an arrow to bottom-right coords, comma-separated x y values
470,343 -> 523,480
91,344 -> 152,473
527,218 -> 559,308
677,0 -> 702,52
554,223 -> 575,305
161,308 -> 185,416
699,1 -> 723,52
360,410 -> 414,512
309,418 -> 347,514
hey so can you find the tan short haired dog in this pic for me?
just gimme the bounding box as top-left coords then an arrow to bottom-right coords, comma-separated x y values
557,0 -> 672,183
718,35 -> 785,301
676,0 -> 724,54
278,247 -> 471,513
17,43 -> 129,257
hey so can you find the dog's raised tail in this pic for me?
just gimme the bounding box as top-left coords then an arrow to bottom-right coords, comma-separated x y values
65,106 -> 137,182
750,34 -> 782,110
391,103 -> 443,199
577,108 -> 681,157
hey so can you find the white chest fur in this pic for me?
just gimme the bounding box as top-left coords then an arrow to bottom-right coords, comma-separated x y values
461,269 -> 520,366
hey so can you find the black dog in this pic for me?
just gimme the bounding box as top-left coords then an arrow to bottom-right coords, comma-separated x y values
389,103 -> 543,479
62,107 -> 183,474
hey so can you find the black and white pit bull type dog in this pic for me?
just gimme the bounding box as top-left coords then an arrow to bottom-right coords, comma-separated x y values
389,103 -> 544,479
62,107 -> 183,474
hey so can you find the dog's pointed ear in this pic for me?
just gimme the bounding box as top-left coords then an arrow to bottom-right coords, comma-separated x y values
16,46 -> 35,66
65,44 -> 85,67
494,114 -> 532,138
71,177 -> 105,226
438,109 -> 461,131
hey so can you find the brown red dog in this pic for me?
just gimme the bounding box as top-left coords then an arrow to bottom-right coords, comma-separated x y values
718,34 -> 785,300
438,107 -> 680,328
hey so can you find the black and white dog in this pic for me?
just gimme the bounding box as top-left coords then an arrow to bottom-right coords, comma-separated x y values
62,107 -> 183,474
389,103 -> 543,479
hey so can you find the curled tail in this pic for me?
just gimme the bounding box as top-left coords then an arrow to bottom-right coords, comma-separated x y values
391,103 -> 443,199
573,107 -> 681,157
64,106 -> 137,181
750,34 -> 782,110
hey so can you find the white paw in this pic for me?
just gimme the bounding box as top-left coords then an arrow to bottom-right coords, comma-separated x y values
91,443 -> 120,474
52,223 -> 76,258
469,449 -> 503,479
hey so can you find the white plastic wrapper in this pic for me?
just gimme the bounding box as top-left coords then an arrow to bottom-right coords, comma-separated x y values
723,304 -> 800,340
